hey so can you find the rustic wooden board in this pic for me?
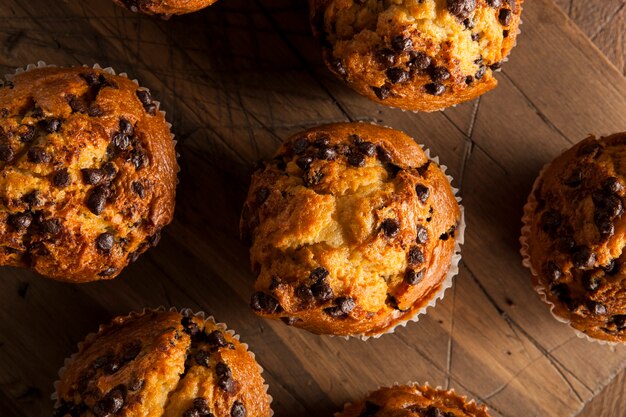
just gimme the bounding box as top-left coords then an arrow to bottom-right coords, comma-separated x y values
0,1 -> 626,417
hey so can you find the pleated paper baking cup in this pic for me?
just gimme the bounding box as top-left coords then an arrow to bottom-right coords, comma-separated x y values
520,159 -> 620,346
335,382 -> 490,417
52,307 -> 273,416
354,144 -> 465,341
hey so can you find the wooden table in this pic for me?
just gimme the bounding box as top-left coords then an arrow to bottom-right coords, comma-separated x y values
0,1 -> 625,416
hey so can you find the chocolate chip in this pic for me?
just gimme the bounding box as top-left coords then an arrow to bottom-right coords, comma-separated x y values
182,316 -> 200,336
386,67 -> 409,84
596,194 -> 623,217
582,273 -> 601,291
475,65 -> 486,80
295,284 -> 314,303
572,247 -> 596,269
22,190 -> 41,207
499,8 -> 512,26
603,260 -> 620,275
51,169 -> 70,188
250,292 -> 281,314
112,132 -> 131,151
430,66 -> 450,82
487,0 -> 502,6
587,301 -> 607,315
416,225 -> 429,244
20,125 -> 35,143
381,218 -> 400,238
281,316 -> 300,325
132,181 -> 145,198
391,35 -> 412,52
45,118 -> 62,133
231,401 -> 246,417
415,184 -> 430,203
503,29 -> 510,37
375,48 -> 397,67
490,61 -> 503,70
27,146 -> 51,163
540,210 -> 561,233
87,186 -> 110,215
121,341 -> 141,362
88,104 -> 104,117
447,0 -> 476,19
563,168 -> 583,187
184,408 -> 200,417
409,51 -> 432,70
337,296 -> 356,313
195,350 -> 210,367
348,152 -> 366,167
310,267 -> 329,282
95,233 -> 114,253
317,147 -> 337,160
405,268 -> 424,285
216,362 -> 233,391
207,330 -> 227,347
330,58 -> 347,77
465,75 -> 474,84
611,315 -> 626,330
311,281 -> 334,301
313,134 -> 331,147
376,146 -> 393,163
544,261 -> 562,282
103,357 -> 121,375
577,141 -> 601,157
193,398 -> 211,415
425,83 -> 446,96
425,406 -> 445,417
372,85 -> 391,100
119,118 -> 134,136
596,216 -> 615,239
127,378 -> 143,392
292,137 -> 309,155
41,218 -> 61,236
408,246 -> 425,265
8,212 -> 32,232
136,90 -> 157,115
296,155 -> 314,171
603,177 -> 623,194
93,386 -> 125,417
357,141 -> 376,157
130,149 -> 148,170
82,168 -> 104,185
99,267 -> 117,277
0,144 -> 14,162
463,17 -> 474,29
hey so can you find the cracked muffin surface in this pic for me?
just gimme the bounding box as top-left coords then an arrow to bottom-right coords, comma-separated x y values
112,0 -> 218,16
309,0 -> 523,111
336,384 -> 491,417
0,66 -> 177,283
240,122 -> 462,336
524,133 -> 626,343
54,310 -> 271,417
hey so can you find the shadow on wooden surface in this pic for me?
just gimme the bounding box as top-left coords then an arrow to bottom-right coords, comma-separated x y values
0,1 -> 625,417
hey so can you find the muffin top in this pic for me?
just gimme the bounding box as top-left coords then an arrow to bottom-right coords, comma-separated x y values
241,123 -> 461,336
112,0 -> 218,16
54,310 -> 272,417
336,384 -> 490,417
525,133 -> 626,342
310,0 -> 523,111
0,66 -> 177,283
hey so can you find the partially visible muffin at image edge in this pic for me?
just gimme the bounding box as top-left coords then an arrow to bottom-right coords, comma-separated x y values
54,309 -> 272,417
240,122 -> 462,337
522,133 -> 626,343
112,0 -> 219,16
310,0 -> 523,112
0,66 -> 177,283
337,384 -> 491,417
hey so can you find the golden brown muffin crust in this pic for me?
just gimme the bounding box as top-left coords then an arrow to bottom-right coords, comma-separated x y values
54,310 -> 272,417
112,0 -> 218,16
526,133 -> 626,343
310,0 -> 523,112
241,123 -> 461,336
0,67 -> 177,283
337,384 -> 491,417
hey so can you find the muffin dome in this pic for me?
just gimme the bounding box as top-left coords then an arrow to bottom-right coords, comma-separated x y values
523,133 -> 626,343
240,123 -> 462,337
54,309 -> 272,417
0,66 -> 177,283
336,384 -> 491,417
309,0 -> 523,112
112,0 -> 218,16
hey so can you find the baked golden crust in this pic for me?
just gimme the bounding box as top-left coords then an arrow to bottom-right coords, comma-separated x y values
0,67 -> 177,283
112,0 -> 218,16
525,133 -> 626,343
54,310 -> 272,417
241,122 -> 461,336
309,0 -> 523,112
337,384 -> 490,417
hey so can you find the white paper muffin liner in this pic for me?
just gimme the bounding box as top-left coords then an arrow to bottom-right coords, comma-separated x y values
334,381 -> 488,417
3,61 -> 181,180
519,154 -> 620,346
52,307 -> 273,416
345,127 -> 465,340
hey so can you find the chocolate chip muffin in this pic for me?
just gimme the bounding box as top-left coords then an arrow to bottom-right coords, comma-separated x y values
310,0 -> 523,112
336,384 -> 490,417
0,66 -> 177,283
522,133 -> 626,343
53,309 -> 272,417
112,0 -> 218,16
240,123 -> 462,337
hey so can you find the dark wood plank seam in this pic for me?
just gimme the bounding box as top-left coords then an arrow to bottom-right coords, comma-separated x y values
444,282 -> 457,390
457,97 -> 481,187
588,2 -> 626,41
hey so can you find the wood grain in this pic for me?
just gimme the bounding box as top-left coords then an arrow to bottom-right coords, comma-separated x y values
0,1 -> 625,417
